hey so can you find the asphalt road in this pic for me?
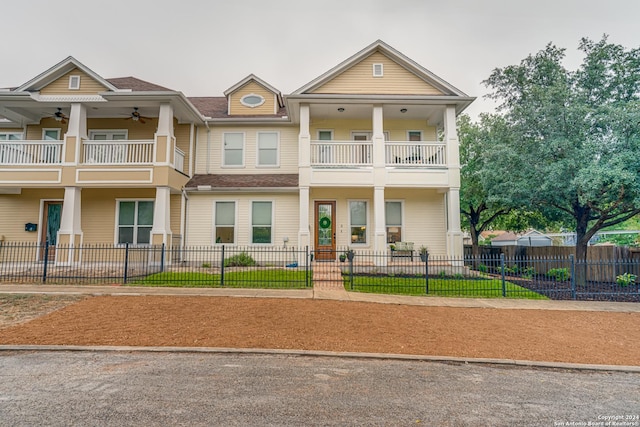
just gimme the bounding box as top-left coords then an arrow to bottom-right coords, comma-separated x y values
0,351 -> 638,426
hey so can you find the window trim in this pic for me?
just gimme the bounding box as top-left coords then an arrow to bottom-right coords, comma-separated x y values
89,130 -> 129,140
69,75 -> 81,90
373,63 -> 384,77
256,131 -> 280,168
42,129 -> 61,140
114,199 -> 155,246
407,130 -> 423,141
317,130 -> 334,140
250,200 -> 274,245
213,200 -> 237,245
240,93 -> 266,108
0,132 -> 23,140
222,132 -> 245,168
385,200 -> 405,244
348,199 -> 369,246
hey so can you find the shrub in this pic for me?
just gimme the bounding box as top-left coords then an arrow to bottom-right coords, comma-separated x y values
477,264 -> 488,273
616,273 -> 637,287
521,267 -> 536,279
201,262 -> 211,268
547,268 -> 570,281
224,252 -> 256,267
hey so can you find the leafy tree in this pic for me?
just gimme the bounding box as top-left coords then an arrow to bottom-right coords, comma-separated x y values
483,36 -> 640,261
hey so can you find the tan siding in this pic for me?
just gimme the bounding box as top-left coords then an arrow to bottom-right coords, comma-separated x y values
80,188 -> 156,244
312,52 -> 444,95
185,193 -> 299,247
26,118 -> 68,139
87,118 -> 157,139
170,193 -> 182,242
0,189 -> 64,242
40,68 -> 109,95
174,122 -> 191,175
194,125 -> 298,174
229,81 -> 277,115
310,119 -> 437,141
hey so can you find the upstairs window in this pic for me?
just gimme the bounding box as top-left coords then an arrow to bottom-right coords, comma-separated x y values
240,94 -> 265,108
223,133 -> 244,166
373,63 -> 384,77
257,132 -> 279,166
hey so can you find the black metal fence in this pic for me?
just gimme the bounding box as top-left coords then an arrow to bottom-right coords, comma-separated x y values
0,242 -> 639,301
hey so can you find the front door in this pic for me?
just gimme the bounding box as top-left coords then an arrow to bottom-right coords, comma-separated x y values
40,201 -> 62,261
314,201 -> 336,261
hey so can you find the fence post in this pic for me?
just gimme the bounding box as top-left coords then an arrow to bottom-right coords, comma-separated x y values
123,243 -> 129,284
160,243 -> 165,273
305,246 -> 310,288
570,254 -> 576,300
425,253 -> 429,294
349,252 -> 354,290
220,245 -> 225,287
500,253 -> 506,297
42,243 -> 49,283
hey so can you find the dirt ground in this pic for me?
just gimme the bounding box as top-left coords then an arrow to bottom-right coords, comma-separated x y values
0,294 -> 638,366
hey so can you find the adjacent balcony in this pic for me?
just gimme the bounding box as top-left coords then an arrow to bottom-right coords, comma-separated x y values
310,140 -> 373,167
0,140 -> 63,165
81,140 -> 154,164
385,141 -> 446,167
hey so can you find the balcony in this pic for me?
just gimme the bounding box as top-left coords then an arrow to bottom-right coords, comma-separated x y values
0,140 -> 63,165
310,140 -> 373,167
81,140 -> 154,165
385,141 -> 446,167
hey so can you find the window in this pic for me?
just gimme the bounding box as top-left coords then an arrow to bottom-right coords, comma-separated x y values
257,132 -> 278,166
252,201 -> 273,244
0,132 -> 22,140
215,201 -> 235,244
349,201 -> 367,244
223,133 -> 244,166
385,201 -> 403,243
42,129 -> 61,163
117,201 -> 154,245
69,75 -> 81,90
373,63 -> 384,77
240,93 -> 265,108
408,131 -> 422,141
0,132 -> 24,164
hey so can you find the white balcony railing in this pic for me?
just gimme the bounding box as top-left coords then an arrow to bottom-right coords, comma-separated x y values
385,141 -> 446,167
174,147 -> 185,173
82,140 -> 154,164
310,140 -> 373,167
0,140 -> 63,165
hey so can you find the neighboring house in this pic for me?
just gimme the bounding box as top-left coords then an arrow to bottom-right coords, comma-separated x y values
490,230 -> 553,247
0,40 -> 474,263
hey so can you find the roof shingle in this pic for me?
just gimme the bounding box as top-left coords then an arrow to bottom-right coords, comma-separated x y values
185,174 -> 299,189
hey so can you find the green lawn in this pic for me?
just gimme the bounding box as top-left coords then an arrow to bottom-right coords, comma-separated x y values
345,276 -> 548,299
131,269 -> 310,289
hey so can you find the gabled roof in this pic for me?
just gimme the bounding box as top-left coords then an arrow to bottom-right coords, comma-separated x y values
15,56 -> 120,92
106,77 -> 173,92
292,39 -> 469,97
188,96 -> 288,120
223,74 -> 283,106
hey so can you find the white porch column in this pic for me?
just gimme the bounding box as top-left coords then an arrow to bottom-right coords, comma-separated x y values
155,103 -> 175,165
298,186 -> 310,264
372,104 -> 385,168
443,105 -> 463,260
65,103 -> 87,164
373,186 -> 387,266
151,186 -> 172,247
57,187 -> 83,264
298,103 -> 311,186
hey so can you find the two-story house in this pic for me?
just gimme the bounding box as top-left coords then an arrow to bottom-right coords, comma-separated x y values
184,40 -> 473,262
0,40 -> 473,265
0,57 -> 201,263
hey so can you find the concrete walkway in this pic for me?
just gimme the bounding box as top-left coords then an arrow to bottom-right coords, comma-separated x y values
0,283 -> 638,312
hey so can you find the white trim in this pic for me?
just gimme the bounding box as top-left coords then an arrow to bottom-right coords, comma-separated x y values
373,63 -> 383,77
348,199 -> 369,246
0,168 -> 62,184
240,93 -> 266,108
256,131 -> 280,168
250,200 -> 274,245
0,131 -> 24,139
317,129 -> 334,140
75,168 -> 153,184
42,128 -> 61,140
213,200 -> 237,245
68,75 -> 81,90
222,132 -> 245,168
114,199 -> 155,246
407,130 -> 423,141
88,129 -> 128,140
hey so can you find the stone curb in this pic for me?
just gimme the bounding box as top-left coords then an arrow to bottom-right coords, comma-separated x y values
1,345 -> 638,373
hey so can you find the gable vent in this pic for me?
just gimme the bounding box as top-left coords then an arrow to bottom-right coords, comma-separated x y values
69,75 -> 81,90
373,63 -> 383,77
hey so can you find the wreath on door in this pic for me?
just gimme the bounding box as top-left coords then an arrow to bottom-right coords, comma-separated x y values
319,217 -> 331,229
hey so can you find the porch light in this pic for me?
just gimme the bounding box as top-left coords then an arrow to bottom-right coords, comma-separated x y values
400,108 -> 407,113
337,107 -> 345,112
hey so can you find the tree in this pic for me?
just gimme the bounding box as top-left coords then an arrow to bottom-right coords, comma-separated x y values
458,114 -> 512,256
482,36 -> 640,261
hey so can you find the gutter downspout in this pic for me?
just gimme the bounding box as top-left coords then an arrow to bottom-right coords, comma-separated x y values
181,188 -> 189,250
189,122 -> 195,177
205,121 -> 211,174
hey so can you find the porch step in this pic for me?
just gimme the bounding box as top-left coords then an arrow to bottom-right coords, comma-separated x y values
312,262 -> 346,291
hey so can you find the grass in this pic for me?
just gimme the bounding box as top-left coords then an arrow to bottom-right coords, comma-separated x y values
345,275 -> 548,299
131,269 -> 310,289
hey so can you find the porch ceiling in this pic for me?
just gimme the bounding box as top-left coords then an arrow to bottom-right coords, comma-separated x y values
308,103 -> 445,125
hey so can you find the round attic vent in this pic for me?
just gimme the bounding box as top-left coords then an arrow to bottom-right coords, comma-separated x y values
240,94 -> 265,108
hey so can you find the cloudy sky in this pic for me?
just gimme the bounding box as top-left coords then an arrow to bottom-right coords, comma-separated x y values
3,0 -> 639,119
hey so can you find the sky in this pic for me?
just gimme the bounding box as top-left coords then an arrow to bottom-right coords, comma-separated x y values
3,0 -> 640,119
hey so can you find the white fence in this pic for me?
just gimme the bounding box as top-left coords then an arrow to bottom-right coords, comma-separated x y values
0,141 -> 63,164
82,140 -> 154,164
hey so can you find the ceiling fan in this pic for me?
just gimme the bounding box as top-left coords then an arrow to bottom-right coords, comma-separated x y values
124,107 -> 151,124
46,108 -> 69,124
